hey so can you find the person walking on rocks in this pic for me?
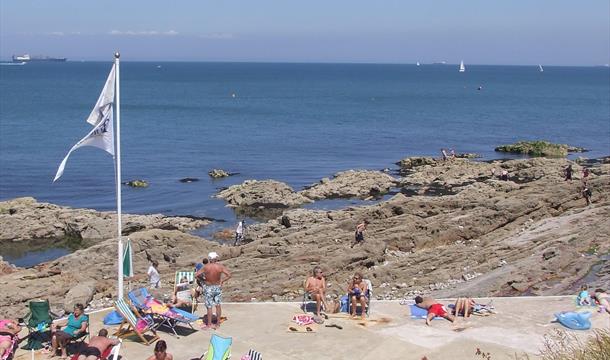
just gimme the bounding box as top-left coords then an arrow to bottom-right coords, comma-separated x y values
582,167 -> 590,184
564,164 -> 573,181
352,220 -> 369,247
202,252 -> 231,329
582,185 -> 592,206
234,220 -> 245,246
148,260 -> 161,289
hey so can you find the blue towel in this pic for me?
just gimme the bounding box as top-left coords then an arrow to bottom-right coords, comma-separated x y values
409,305 -> 440,320
555,311 -> 592,330
103,310 -> 124,325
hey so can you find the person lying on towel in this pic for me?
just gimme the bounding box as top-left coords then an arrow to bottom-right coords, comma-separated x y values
77,329 -> 119,360
414,296 -> 455,326
0,319 -> 21,358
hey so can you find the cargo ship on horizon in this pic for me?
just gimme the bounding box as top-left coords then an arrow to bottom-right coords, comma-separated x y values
12,54 -> 67,62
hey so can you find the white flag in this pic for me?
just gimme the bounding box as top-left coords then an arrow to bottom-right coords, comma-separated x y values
53,64 -> 116,182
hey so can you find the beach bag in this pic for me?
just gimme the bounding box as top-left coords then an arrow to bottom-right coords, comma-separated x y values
103,310 -> 124,325
340,295 -> 349,313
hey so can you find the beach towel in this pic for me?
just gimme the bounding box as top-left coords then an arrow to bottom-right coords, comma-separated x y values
409,305 -> 440,320
292,314 -> 314,326
555,311 -> 591,330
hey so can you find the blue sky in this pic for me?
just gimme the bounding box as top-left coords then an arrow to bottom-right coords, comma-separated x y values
1,0 -> 608,65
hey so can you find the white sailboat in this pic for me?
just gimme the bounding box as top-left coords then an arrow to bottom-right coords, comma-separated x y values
538,64 -> 544,72
416,61 -> 420,66
459,60 -> 465,72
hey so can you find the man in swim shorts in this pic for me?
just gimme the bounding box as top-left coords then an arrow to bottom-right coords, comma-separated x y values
202,252 -> 232,329
414,296 -> 455,326
77,329 -> 119,360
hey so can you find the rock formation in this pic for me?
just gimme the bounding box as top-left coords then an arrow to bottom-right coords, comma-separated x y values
495,140 -> 587,157
300,170 -> 398,200
1,157 -> 608,318
0,197 -> 209,242
217,180 -> 312,208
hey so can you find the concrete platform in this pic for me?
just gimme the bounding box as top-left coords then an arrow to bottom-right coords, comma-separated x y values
12,296 -> 609,360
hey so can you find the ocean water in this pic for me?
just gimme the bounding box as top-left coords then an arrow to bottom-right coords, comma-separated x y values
1,62 -> 609,224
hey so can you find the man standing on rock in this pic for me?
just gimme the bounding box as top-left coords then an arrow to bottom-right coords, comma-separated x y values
234,220 -> 244,246
352,220 -> 369,247
202,252 -> 231,329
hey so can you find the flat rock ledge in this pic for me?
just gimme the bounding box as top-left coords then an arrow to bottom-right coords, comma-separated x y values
217,180 -> 312,208
495,140 -> 587,157
0,197 -> 210,242
300,170 -> 398,200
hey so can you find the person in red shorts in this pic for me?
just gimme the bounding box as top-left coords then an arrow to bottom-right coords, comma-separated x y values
414,296 -> 456,326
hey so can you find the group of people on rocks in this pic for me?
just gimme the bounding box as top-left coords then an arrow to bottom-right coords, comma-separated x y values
564,164 -> 593,205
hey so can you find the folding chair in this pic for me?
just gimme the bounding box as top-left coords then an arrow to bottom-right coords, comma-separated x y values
22,299 -> 55,350
199,334 -> 232,360
128,287 -> 198,337
174,271 -> 197,313
113,298 -> 159,345
347,279 -> 372,317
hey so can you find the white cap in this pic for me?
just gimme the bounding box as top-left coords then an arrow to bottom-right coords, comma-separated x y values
208,251 -> 219,260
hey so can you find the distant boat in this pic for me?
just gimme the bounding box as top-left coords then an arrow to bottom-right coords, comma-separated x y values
459,60 -> 466,72
416,61 -> 420,66
12,54 -> 67,62
0,62 -> 26,66
538,64 -> 544,72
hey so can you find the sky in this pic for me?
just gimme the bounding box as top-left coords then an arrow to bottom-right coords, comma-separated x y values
1,0 -> 609,65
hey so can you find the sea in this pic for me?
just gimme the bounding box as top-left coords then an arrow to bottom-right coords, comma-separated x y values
1,62 -> 609,266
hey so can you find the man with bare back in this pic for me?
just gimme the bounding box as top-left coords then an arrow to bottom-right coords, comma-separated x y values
414,295 -> 455,326
77,329 -> 119,360
201,251 -> 231,329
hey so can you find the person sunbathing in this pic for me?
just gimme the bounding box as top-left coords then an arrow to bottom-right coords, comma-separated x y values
305,266 -> 328,316
146,340 -> 173,360
453,297 -> 476,317
49,303 -> 88,359
347,273 -> 368,319
77,329 -> 118,360
593,289 -> 610,314
414,296 -> 455,326
0,319 -> 21,358
168,276 -> 195,309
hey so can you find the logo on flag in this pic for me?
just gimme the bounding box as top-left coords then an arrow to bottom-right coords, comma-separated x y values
53,64 -> 116,182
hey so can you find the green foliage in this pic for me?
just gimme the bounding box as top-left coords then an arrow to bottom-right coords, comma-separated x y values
495,141 -> 571,157
539,329 -> 610,360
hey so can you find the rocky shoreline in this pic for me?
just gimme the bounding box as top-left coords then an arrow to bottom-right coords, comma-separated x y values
1,155 -> 609,318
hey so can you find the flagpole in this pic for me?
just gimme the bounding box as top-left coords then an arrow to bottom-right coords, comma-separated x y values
114,52 -> 124,300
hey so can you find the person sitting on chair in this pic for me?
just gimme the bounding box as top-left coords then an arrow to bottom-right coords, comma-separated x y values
0,319 -> 21,358
168,276 -> 195,309
414,296 -> 455,326
49,303 -> 89,359
305,266 -> 328,316
77,329 -> 119,360
347,273 -> 368,319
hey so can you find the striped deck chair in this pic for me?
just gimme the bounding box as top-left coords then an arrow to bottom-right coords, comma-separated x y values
174,270 -> 198,313
199,334 -> 232,360
113,298 -> 159,345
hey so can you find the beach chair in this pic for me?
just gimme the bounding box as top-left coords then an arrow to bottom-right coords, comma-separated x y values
199,334 -> 232,360
113,298 -> 159,345
347,279 -> 372,317
174,271 -> 198,313
22,299 -> 55,350
128,287 -> 198,337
